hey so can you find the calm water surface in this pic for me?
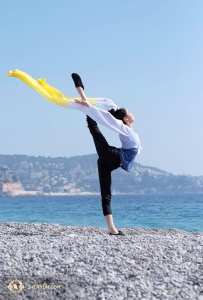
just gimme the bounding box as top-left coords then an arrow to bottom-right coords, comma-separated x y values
0,194 -> 202,232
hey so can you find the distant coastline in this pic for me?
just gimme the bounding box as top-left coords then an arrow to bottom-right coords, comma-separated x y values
2,191 -> 101,197
1,191 -> 146,197
1,190 -> 203,197
1,154 -> 203,196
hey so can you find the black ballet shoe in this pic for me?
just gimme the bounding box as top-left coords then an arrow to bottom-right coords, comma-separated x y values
109,230 -> 125,236
71,73 -> 84,90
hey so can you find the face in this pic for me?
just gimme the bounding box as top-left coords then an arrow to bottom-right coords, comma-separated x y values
124,109 -> 135,124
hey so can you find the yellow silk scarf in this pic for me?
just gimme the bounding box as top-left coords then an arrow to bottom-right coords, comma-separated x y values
7,69 -> 96,107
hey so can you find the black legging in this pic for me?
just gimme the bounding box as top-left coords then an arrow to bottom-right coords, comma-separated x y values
86,115 -> 121,216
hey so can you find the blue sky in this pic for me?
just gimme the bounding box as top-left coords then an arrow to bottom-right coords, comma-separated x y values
1,0 -> 203,176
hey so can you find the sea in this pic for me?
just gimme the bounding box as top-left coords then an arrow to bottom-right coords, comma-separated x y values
0,194 -> 202,233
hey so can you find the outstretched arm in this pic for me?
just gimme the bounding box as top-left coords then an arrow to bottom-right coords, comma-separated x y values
72,73 -> 119,110
69,88 -> 129,137
70,73 -> 130,136
75,87 -> 119,111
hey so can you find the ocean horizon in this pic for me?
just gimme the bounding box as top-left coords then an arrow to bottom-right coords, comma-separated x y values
0,194 -> 202,233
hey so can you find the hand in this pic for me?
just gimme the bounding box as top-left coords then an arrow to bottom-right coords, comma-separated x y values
75,99 -> 88,107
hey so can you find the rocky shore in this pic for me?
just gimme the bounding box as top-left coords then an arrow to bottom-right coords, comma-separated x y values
0,222 -> 203,299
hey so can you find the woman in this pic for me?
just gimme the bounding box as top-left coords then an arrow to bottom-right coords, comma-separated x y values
71,73 -> 142,236
8,69 -> 141,236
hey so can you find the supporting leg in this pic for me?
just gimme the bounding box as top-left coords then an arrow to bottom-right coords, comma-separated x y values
97,159 -> 119,234
105,215 -> 119,234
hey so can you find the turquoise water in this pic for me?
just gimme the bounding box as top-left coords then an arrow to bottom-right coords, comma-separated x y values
0,194 -> 202,232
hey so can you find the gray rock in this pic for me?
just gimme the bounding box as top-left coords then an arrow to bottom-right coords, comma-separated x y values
0,222 -> 203,299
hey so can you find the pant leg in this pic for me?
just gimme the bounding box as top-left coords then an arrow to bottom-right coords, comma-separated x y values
86,115 -> 109,160
97,158 -> 113,216
86,115 -> 121,166
87,115 -> 121,216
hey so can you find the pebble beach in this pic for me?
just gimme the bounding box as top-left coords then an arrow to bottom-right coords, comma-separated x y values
0,222 -> 203,300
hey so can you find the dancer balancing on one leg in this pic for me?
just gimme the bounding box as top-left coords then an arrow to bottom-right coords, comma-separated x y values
71,73 -> 142,235
8,69 -> 142,236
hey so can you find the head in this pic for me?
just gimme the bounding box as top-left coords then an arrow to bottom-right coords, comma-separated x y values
109,108 -> 134,126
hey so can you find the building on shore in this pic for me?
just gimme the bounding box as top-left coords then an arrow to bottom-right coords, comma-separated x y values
0,182 -> 24,195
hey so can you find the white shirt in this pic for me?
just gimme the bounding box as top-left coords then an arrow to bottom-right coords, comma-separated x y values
68,97 -> 142,154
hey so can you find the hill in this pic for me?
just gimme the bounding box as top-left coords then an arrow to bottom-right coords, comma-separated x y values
0,154 -> 202,195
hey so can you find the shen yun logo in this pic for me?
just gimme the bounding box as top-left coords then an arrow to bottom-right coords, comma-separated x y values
7,279 -> 61,294
7,280 -> 25,294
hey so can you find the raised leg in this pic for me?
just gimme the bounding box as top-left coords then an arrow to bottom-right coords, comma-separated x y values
86,115 -> 109,160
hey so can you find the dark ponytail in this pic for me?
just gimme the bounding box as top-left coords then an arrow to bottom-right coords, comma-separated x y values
108,108 -> 127,124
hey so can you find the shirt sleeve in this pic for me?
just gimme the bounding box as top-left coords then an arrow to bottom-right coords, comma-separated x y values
67,100 -> 130,136
93,98 -> 119,111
